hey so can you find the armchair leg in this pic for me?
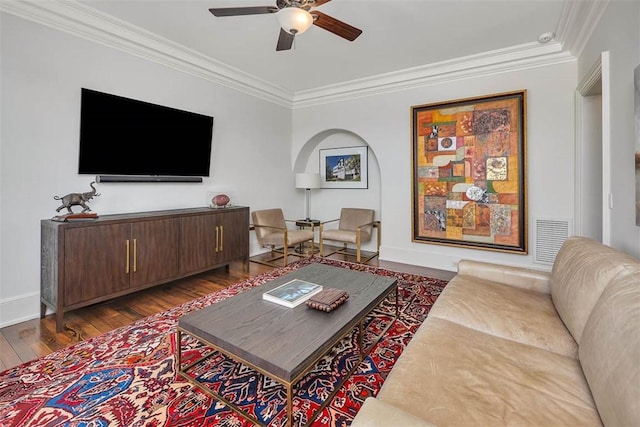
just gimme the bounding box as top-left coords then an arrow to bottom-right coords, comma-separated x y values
283,244 -> 288,266
283,229 -> 289,266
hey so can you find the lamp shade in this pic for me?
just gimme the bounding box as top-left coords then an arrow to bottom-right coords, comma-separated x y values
277,7 -> 314,35
295,173 -> 322,189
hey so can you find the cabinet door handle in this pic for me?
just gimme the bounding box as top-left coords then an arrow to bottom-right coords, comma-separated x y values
215,226 -> 219,252
219,225 -> 223,252
125,239 -> 130,274
133,238 -> 137,273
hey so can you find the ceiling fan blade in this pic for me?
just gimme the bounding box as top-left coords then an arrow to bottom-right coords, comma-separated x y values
312,0 -> 332,6
209,6 -> 278,17
311,10 -> 362,41
276,28 -> 295,51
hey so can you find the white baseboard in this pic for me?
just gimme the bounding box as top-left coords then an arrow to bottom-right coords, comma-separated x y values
0,291 -> 41,328
380,245 -> 552,273
250,241 -> 270,257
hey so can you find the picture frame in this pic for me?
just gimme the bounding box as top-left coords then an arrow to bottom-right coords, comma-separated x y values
319,146 -> 368,189
411,90 -> 527,253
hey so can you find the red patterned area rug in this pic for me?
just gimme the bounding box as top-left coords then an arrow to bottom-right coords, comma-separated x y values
0,258 -> 447,426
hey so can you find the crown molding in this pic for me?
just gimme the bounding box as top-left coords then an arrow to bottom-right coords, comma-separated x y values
2,0 -> 578,110
293,41 -> 574,108
0,0 -> 295,108
555,0 -> 609,58
577,57 -> 602,96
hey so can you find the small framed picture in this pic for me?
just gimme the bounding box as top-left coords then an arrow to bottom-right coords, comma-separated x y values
319,146 -> 368,189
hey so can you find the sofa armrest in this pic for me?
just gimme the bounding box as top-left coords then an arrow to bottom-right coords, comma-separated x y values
457,259 -> 552,294
350,397 -> 437,427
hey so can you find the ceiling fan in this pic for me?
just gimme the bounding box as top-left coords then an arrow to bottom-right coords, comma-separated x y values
209,0 -> 362,51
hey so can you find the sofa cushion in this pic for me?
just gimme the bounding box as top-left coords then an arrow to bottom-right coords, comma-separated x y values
457,259 -> 552,294
377,316 -> 601,426
579,266 -> 640,427
429,274 -> 578,358
551,236 -> 639,344
321,228 -> 366,244
260,229 -> 313,246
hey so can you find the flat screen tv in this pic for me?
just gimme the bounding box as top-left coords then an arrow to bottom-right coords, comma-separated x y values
78,88 -> 214,181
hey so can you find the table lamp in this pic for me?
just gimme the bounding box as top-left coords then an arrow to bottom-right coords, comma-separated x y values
295,173 -> 322,220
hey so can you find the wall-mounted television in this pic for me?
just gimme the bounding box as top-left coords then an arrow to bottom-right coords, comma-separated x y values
78,88 -> 214,182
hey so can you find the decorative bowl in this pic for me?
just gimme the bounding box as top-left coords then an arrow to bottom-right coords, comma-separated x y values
211,194 -> 230,208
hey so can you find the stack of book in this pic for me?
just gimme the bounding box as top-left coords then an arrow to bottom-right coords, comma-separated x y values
262,279 -> 323,308
306,288 -> 349,312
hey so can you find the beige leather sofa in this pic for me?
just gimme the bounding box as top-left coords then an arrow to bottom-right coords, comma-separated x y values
351,236 -> 640,426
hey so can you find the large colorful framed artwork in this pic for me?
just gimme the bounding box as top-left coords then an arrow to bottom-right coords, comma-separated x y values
411,91 -> 527,253
320,146 -> 368,189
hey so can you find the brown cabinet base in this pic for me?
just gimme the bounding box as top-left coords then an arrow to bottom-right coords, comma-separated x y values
41,207 -> 249,332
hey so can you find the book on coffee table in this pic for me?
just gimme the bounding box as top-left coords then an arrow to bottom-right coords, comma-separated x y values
262,279 -> 323,308
306,288 -> 349,312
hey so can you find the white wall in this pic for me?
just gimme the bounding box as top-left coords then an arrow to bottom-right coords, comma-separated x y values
578,94 -> 604,241
0,13 -> 294,327
576,0 -> 640,258
293,61 -> 578,272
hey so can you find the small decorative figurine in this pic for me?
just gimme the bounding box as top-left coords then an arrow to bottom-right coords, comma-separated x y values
54,181 -> 101,214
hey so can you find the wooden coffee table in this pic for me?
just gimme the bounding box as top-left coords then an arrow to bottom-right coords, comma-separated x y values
176,263 -> 398,427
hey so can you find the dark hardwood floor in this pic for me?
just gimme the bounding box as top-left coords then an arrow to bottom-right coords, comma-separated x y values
0,253 -> 454,372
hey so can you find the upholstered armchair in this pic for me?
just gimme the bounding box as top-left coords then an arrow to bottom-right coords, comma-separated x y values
251,208 -> 315,266
319,208 -> 381,263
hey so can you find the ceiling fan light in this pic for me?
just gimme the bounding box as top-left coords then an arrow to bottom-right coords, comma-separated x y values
277,7 -> 313,35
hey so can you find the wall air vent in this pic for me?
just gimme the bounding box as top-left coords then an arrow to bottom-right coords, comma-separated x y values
535,218 -> 572,265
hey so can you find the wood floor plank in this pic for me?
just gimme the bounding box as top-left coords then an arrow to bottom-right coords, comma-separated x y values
0,332 -> 22,371
0,320 -> 48,366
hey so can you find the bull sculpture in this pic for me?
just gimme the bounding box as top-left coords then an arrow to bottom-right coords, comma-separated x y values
54,182 -> 101,214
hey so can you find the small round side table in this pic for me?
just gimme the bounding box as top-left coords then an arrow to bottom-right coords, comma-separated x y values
295,219 -> 320,254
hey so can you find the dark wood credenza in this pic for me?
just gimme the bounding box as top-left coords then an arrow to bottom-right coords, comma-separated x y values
41,206 -> 249,332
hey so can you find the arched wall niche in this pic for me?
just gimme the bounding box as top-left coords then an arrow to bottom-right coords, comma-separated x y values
293,128 -> 382,252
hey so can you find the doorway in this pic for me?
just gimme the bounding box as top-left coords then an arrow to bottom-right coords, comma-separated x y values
575,52 -> 611,244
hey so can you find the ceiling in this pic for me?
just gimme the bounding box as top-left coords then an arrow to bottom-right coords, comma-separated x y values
74,0 -> 569,93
